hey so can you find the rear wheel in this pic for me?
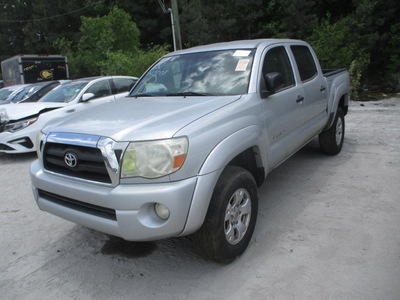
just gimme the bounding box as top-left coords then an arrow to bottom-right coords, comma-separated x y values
319,107 -> 345,155
192,166 -> 258,263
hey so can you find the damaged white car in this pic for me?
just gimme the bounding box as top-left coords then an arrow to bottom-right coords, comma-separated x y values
0,76 -> 137,153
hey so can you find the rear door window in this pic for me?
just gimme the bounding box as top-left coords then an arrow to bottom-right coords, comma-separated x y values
291,46 -> 318,82
112,78 -> 137,94
85,80 -> 112,100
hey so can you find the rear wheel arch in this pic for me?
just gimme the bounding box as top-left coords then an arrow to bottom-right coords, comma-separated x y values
339,94 -> 348,116
319,106 -> 345,155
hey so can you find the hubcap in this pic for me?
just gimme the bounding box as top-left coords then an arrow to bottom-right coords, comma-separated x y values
224,188 -> 252,245
335,117 -> 343,146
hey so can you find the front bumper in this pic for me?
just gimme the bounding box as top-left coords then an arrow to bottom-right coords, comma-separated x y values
30,159 -> 203,241
0,129 -> 36,153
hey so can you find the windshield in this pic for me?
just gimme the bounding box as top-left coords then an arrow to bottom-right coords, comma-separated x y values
130,49 -> 255,97
0,87 -> 18,100
39,81 -> 88,103
8,85 -> 43,102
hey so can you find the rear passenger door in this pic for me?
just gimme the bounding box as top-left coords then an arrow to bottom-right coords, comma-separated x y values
290,45 -> 328,136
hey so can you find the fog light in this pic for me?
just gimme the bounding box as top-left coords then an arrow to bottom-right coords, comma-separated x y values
154,203 -> 170,220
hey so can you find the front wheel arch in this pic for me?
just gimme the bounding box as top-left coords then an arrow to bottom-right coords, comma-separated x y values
192,165 -> 258,263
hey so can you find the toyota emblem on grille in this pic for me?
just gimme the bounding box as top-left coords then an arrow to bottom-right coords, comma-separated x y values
64,152 -> 78,168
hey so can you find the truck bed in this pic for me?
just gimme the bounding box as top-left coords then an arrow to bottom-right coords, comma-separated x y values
322,68 -> 347,77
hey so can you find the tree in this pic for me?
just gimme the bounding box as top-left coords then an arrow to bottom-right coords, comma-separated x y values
99,45 -> 168,76
59,6 -> 140,77
0,0 -> 33,60
0,0 -> 105,60
58,6 -> 167,78
21,0 -> 94,54
110,0 -> 172,47
279,0 -> 318,39
1,0 -> 399,92
351,0 -> 400,91
179,0 -> 283,47
307,15 -> 370,100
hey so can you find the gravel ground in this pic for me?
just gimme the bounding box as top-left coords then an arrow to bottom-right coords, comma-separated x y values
1,98 -> 399,300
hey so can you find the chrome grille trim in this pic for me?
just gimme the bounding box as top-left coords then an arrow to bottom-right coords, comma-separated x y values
47,132 -> 100,147
98,137 -> 129,186
42,132 -> 127,186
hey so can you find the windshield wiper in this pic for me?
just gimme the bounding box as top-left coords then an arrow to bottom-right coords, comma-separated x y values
128,92 -> 213,98
128,94 -> 155,98
165,92 -> 211,97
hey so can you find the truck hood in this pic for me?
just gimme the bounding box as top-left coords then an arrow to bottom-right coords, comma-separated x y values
44,96 -> 241,141
0,102 -> 64,121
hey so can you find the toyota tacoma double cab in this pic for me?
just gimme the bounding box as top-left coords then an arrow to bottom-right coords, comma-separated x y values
30,39 -> 350,263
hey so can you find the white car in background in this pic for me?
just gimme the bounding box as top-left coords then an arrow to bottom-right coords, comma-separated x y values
0,84 -> 30,101
0,81 -> 67,105
0,76 -> 137,153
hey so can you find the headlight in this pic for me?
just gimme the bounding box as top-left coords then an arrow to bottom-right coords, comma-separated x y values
4,117 -> 37,133
121,137 -> 188,179
0,108 -> 9,123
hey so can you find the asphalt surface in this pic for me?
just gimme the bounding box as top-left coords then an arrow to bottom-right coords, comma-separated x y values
1,98 -> 399,300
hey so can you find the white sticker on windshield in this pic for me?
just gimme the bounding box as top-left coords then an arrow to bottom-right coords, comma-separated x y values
233,50 -> 251,57
235,59 -> 250,71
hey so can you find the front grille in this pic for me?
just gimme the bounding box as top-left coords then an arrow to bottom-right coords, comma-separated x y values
43,142 -> 111,183
38,189 -> 116,220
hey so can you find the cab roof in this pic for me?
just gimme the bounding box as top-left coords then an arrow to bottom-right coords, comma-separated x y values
165,39 -> 306,57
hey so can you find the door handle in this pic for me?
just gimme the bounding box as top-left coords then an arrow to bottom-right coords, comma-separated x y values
65,109 -> 76,113
296,95 -> 304,103
320,85 -> 326,92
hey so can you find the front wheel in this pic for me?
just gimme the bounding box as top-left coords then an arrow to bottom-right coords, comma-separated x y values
192,166 -> 258,263
319,107 -> 345,155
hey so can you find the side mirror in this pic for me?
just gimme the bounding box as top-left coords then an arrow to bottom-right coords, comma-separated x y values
262,72 -> 284,98
82,93 -> 95,102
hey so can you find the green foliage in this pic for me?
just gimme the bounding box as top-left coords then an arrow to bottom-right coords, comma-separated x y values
279,0 -> 318,39
0,0 -> 399,93
385,22 -> 400,90
0,1 -> 34,59
0,0 -> 104,60
308,16 -> 355,69
350,0 -> 400,93
99,45 -> 169,77
349,54 -> 370,100
67,6 -> 140,77
79,6 -> 140,53
307,15 -> 370,100
56,6 -> 167,78
179,0 -> 284,46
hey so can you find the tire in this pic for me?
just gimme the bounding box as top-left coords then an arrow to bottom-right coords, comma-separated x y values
192,165 -> 258,263
319,107 -> 345,155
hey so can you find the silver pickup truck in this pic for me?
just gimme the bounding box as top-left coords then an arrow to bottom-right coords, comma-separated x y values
30,39 -> 350,263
